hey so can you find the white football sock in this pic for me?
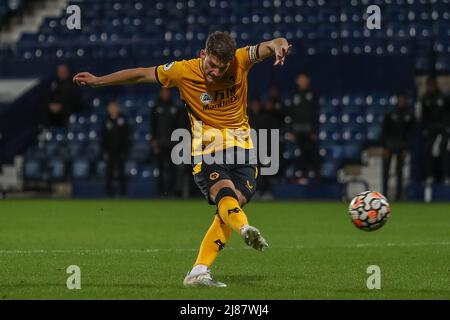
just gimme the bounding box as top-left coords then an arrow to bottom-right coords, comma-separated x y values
190,264 -> 208,276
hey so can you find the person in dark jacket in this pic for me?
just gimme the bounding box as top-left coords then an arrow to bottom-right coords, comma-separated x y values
382,94 -> 415,200
444,95 -> 450,185
101,101 -> 130,197
287,74 -> 320,181
151,88 -> 179,196
421,76 -> 448,184
248,97 -> 265,130
42,64 -> 83,128
248,96 -> 283,199
173,101 -> 194,198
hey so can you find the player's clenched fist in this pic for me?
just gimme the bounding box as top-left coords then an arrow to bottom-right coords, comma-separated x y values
73,72 -> 98,87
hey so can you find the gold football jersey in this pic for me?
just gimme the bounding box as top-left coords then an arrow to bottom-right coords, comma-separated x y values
155,45 -> 261,156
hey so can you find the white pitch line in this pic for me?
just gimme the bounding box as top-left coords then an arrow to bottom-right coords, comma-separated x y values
278,241 -> 450,250
0,241 -> 449,255
0,248 -> 198,255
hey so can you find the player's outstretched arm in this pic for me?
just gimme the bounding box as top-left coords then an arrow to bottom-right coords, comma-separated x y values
257,38 -> 292,66
73,67 -> 157,87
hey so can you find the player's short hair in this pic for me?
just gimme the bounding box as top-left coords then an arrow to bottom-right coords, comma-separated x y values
205,31 -> 237,63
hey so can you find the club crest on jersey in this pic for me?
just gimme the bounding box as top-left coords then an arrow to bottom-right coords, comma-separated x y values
163,61 -> 175,71
200,92 -> 213,105
209,172 -> 220,180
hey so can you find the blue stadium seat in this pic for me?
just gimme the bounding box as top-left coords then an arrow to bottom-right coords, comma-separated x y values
320,123 -> 342,142
95,160 -> 107,179
45,141 -> 66,158
282,142 -> 301,162
366,107 -> 386,124
319,111 -> 340,125
23,159 -> 43,181
129,141 -> 150,163
25,145 -> 47,160
72,159 -> 91,180
67,142 -> 84,158
367,124 -> 383,143
320,161 -> 339,181
284,164 -> 300,180
341,109 -> 365,125
320,143 -> 344,163
140,165 -> 156,180
343,144 -> 362,163
125,160 -> 139,179
132,126 -> 150,142
85,142 -> 100,160
48,159 -> 67,181
342,125 -> 367,142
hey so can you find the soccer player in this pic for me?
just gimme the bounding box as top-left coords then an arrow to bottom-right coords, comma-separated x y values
74,31 -> 292,287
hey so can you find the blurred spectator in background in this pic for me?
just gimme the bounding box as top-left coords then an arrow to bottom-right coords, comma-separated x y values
421,76 -> 448,184
41,64 -> 83,128
248,96 -> 283,199
445,95 -> 450,185
266,85 -> 283,111
101,101 -> 130,197
286,73 -> 320,182
382,94 -> 415,200
174,105 -> 193,198
248,97 -> 264,130
151,88 -> 179,197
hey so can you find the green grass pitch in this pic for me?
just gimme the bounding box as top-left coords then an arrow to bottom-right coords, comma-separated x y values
0,200 -> 449,299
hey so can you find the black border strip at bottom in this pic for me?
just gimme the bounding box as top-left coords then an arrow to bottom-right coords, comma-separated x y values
1,300 -> 446,318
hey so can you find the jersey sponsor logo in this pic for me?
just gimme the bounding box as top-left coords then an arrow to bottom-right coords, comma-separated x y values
200,92 -> 213,105
202,85 -> 238,110
163,61 -> 175,71
209,172 -> 220,180
213,85 -> 237,101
